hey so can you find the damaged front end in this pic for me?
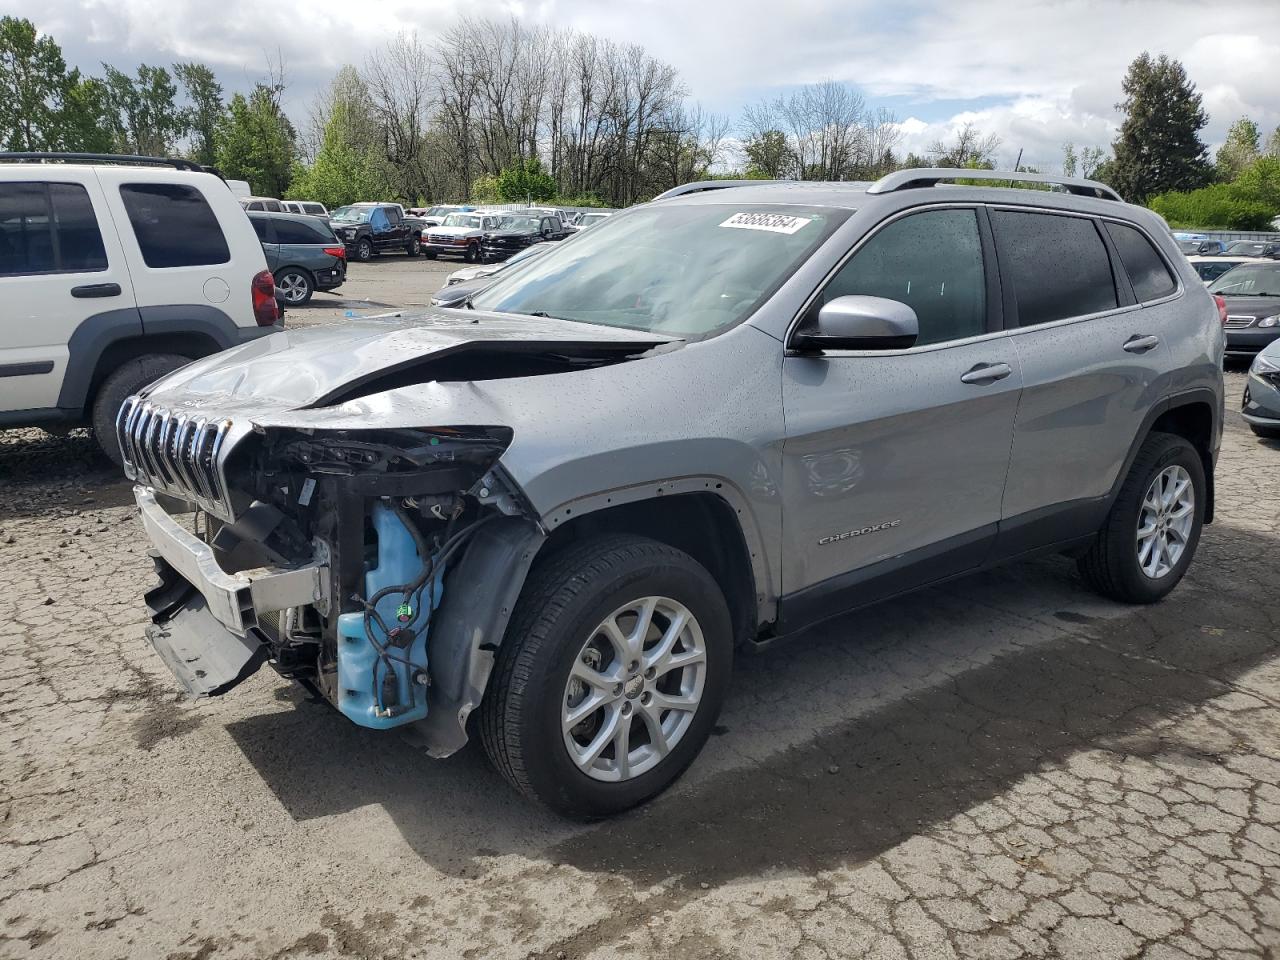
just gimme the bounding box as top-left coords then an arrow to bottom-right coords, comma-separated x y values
123,398 -> 544,755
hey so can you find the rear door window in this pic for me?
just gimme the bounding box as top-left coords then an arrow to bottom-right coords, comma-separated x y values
1103,221 -> 1177,302
274,218 -> 335,244
120,183 -> 230,268
990,211 -> 1118,326
249,216 -> 271,242
0,182 -> 107,276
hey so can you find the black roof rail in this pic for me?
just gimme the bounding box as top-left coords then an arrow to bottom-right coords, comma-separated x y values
0,152 -> 213,174
867,167 -> 1122,201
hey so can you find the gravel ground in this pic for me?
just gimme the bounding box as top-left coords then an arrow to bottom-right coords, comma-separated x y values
0,288 -> 1277,960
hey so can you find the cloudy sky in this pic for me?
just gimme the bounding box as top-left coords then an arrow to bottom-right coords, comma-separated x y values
16,0 -> 1280,171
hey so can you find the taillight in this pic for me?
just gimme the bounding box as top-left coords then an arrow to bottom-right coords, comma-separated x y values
323,245 -> 346,259
1213,294 -> 1228,326
252,270 -> 279,327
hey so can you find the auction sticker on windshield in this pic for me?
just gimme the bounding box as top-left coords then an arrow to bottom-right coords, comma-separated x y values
720,212 -> 813,234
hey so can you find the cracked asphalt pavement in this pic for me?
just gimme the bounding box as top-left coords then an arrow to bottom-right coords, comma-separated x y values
0,294 -> 1277,959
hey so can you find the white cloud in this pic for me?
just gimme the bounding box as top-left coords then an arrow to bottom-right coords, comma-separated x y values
11,0 -> 1280,166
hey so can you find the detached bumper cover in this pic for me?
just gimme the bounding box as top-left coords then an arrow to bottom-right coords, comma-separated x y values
135,487 -> 329,636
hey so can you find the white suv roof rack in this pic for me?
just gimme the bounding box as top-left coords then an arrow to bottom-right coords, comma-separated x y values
867,167 -> 1122,202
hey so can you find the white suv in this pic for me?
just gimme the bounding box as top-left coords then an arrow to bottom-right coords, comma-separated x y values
0,153 -> 280,463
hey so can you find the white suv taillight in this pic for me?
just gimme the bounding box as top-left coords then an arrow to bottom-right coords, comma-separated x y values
252,270 -> 279,326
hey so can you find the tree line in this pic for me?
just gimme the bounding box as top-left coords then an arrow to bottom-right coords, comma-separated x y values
1,14 -> 1277,229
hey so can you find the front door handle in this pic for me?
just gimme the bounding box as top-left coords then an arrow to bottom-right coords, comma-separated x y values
960,361 -> 1012,385
70,282 -> 122,299
1123,334 -> 1160,353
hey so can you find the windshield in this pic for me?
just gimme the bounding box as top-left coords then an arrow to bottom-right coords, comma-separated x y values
1177,240 -> 1202,254
580,213 -> 609,225
332,207 -> 371,223
470,204 -> 847,338
443,214 -> 482,229
1209,262 -> 1280,297
498,216 -> 539,231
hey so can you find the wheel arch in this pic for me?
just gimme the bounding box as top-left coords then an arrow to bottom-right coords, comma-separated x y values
1146,392 -> 1218,524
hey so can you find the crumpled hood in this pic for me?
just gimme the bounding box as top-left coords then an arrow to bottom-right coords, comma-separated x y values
142,311 -> 672,411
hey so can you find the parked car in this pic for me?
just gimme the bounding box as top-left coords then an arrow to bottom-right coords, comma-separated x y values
414,204 -> 474,228
570,211 -> 613,232
1178,238 -> 1226,256
422,211 -> 505,261
241,196 -> 283,212
0,151 -> 279,464
480,213 -> 570,261
330,203 -> 423,261
281,200 -> 329,218
119,168 -> 1222,818
432,242 -> 555,307
1208,260 -> 1280,357
248,211 -> 345,305
1223,239 -> 1280,259
1187,255 -> 1271,285
1241,339 -> 1280,439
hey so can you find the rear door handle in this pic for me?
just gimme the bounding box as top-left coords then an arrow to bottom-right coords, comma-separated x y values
1123,334 -> 1160,353
960,361 -> 1012,385
70,282 -> 122,299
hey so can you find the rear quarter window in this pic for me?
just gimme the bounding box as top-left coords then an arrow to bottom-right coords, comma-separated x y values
1104,221 -> 1177,302
120,183 -> 230,268
0,181 -> 107,276
991,211 -> 1118,326
274,218 -> 336,244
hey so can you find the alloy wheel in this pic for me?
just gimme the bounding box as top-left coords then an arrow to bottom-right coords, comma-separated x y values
277,273 -> 308,304
1136,464 -> 1194,579
562,596 -> 707,783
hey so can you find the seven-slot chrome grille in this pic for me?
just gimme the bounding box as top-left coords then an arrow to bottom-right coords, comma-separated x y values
117,397 -> 236,521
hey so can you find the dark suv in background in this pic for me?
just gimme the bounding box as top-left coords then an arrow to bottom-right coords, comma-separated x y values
248,211 -> 346,305
480,213 -> 570,261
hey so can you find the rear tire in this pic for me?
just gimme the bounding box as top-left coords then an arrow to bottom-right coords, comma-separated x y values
274,267 -> 313,305
407,236 -> 421,257
91,354 -> 190,467
481,535 -> 733,819
1077,431 -> 1205,604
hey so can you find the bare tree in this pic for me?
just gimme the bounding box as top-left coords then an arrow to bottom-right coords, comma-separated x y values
927,122 -> 1002,168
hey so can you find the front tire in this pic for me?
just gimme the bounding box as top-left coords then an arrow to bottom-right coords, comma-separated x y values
481,535 -> 733,819
355,238 -> 373,262
464,242 -> 479,264
1249,423 -> 1280,440
1077,432 -> 1205,603
91,354 -> 191,467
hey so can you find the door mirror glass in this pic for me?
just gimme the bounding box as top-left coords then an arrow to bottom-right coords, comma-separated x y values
796,295 -> 918,351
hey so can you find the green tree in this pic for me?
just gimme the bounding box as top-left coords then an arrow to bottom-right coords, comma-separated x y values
103,64 -> 184,155
1216,117 -> 1260,182
174,62 -> 224,166
286,100 -> 384,207
217,84 -> 296,197
495,157 -> 555,202
0,16 -> 67,149
1149,156 -> 1280,230
55,72 -> 114,151
469,174 -> 500,203
743,129 -> 793,179
1108,53 -> 1210,202
1267,126 -> 1280,158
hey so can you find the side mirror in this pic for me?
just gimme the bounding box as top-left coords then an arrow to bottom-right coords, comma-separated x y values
792,295 -> 918,351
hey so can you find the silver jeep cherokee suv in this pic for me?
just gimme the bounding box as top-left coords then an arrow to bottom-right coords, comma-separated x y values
120,169 -> 1224,818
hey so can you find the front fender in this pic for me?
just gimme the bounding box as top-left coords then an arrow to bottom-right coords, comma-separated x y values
406,514 -> 546,757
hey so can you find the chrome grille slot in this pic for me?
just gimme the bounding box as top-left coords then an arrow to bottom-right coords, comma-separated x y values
116,397 -> 236,521
1225,315 -> 1255,329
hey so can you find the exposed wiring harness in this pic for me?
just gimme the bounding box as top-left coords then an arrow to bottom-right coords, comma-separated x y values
350,501 -> 495,716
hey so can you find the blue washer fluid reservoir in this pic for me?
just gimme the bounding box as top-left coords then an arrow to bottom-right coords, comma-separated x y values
336,502 -> 443,729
